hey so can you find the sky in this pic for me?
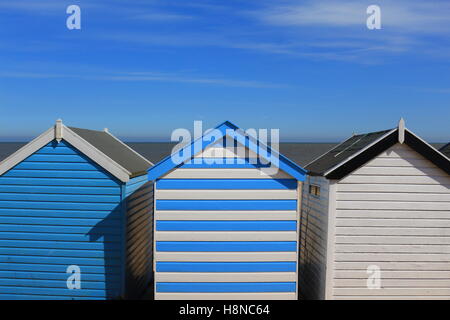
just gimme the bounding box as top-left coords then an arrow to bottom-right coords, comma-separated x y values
0,0 -> 449,142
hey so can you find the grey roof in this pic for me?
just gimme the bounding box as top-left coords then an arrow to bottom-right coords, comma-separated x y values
305,129 -> 394,176
69,127 -> 151,178
440,143 -> 450,158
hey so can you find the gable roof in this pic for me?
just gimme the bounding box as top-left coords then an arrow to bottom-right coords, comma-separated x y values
306,120 -> 450,180
0,120 -> 152,182
440,143 -> 450,158
147,121 -> 307,181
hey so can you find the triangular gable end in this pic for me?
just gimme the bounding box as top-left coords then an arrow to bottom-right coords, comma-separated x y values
0,121 -> 132,182
147,120 -> 307,181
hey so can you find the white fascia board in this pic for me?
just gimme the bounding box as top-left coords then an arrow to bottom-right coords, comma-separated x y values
323,128 -> 397,178
63,126 -> 132,182
105,130 -> 154,166
0,127 -> 54,175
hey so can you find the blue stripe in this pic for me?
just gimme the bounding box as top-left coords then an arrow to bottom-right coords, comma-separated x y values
0,278 -> 119,290
156,200 -> 297,211
0,263 -> 117,274
0,185 -> 120,195
156,179 -> 297,190
0,193 -> 120,203
178,158 -> 272,169
156,241 -> 297,252
156,262 -> 296,272
156,220 -> 297,231
24,154 -> 90,163
0,177 -> 119,187
3,169 -> 111,179
156,282 -> 296,293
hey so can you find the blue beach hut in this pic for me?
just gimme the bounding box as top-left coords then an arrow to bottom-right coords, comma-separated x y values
0,120 -> 153,299
148,121 -> 307,300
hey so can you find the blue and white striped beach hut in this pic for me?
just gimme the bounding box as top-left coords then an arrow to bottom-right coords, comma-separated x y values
0,120 -> 153,299
148,121 -> 307,300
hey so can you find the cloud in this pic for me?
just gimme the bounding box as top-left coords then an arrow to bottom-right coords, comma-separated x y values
0,70 -> 285,88
130,12 -> 194,21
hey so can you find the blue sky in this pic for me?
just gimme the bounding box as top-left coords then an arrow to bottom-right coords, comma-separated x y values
0,0 -> 449,142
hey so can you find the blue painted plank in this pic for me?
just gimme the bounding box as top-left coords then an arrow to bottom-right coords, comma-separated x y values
23,154 -> 90,163
16,162 -> 101,171
0,216 -> 120,226
156,220 -> 297,231
0,201 -> 118,211
156,179 -> 297,190
156,262 -> 296,272
0,263 -> 118,274
38,146 -> 80,155
0,247 -> 121,258
0,255 -> 121,266
0,208 -> 120,219
0,232 -> 121,242
0,239 -> 120,250
0,294 -> 104,300
0,193 -> 120,203
156,200 -> 297,211
0,270 -> 117,282
156,282 -> 296,293
178,158 -> 272,169
0,224 -> 120,235
0,185 -> 120,195
3,169 -> 112,179
0,286 -> 112,298
156,241 -> 297,252
0,177 -> 119,187
0,278 -> 119,290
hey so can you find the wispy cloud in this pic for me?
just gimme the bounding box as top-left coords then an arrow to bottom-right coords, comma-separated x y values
130,12 -> 194,22
0,70 -> 285,88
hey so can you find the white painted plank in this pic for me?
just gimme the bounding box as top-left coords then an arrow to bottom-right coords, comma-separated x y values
334,288 -> 450,296
335,227 -> 450,236
336,210 -> 450,219
334,279 -> 450,287
157,189 -> 297,200
334,296 -> 450,300
340,175 -> 450,185
336,201 -> 450,211
352,166 -> 447,177
337,184 -> 450,193
365,158 -> 436,168
155,210 -> 297,220
155,292 -> 296,300
163,168 -> 293,179
337,192 -> 450,202
155,252 -> 297,262
155,272 -> 297,282
334,270 -> 450,279
336,219 -> 450,228
334,253 -> 450,262
335,244 -> 450,254
155,231 -> 298,241
334,261 -> 450,271
335,236 -> 450,245
196,146 -> 259,158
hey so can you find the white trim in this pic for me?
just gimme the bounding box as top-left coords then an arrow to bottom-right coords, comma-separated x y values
398,118 -> 405,144
324,180 -> 337,300
155,231 -> 297,241
0,123 -> 135,183
323,128 -> 397,177
155,272 -> 297,282
155,252 -> 297,262
156,189 -> 297,200
0,127 -> 54,176
104,130 -> 154,166
155,292 -> 296,300
155,210 -> 297,220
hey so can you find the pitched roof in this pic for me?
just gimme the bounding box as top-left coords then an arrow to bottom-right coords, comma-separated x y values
306,121 -> 450,180
147,120 -> 307,181
69,127 -> 152,177
440,143 -> 450,158
0,120 -> 152,182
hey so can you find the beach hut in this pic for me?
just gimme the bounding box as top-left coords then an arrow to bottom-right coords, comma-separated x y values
299,119 -> 450,300
148,121 -> 307,300
0,120 -> 153,299
440,143 -> 450,158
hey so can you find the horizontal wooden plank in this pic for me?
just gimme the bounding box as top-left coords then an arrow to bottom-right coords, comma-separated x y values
0,278 -> 118,290
163,169 -> 292,179
0,286 -> 111,298
337,184 -> 450,194
156,220 -> 297,231
155,210 -> 297,221
156,200 -> 297,211
335,227 -> 450,236
155,272 -> 297,282
155,252 -> 297,262
23,154 -> 90,163
156,179 -> 297,190
156,282 -> 296,293
335,236 -> 450,245
365,157 -> 436,168
336,201 -> 450,211
336,219 -> 450,228
335,244 -> 450,254
0,246 -> 120,258
0,255 -> 120,266
3,169 -> 111,179
336,210 -> 450,219
0,185 -> 120,195
0,177 -> 119,187
156,189 -> 297,200
0,231 -> 121,243
352,166 -> 447,177
334,261 -> 450,271
0,201 -> 118,211
155,231 -> 297,241
195,147 -> 258,158
14,162 -> 100,171
334,279 -> 450,288
335,253 -> 450,262
156,241 -> 297,252
337,192 -> 450,202
155,292 -> 296,300
156,261 -> 296,272
333,295 -> 450,300
0,193 -> 119,203
333,288 -> 450,296
339,175 -> 450,185
334,270 -> 450,279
